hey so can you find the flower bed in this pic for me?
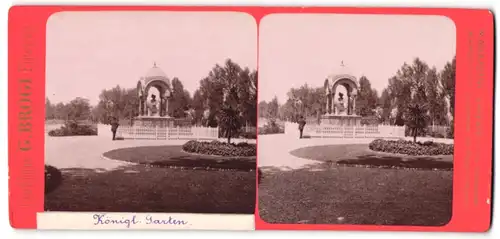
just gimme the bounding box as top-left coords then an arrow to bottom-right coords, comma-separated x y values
369,139 -> 453,156
48,121 -> 97,136
182,140 -> 256,157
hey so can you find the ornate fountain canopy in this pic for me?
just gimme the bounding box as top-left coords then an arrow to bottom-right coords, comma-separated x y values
134,62 -> 176,126
321,61 -> 363,126
144,62 -> 170,86
324,61 -> 359,95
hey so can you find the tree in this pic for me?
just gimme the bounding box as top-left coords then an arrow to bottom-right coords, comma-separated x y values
440,56 -> 456,120
409,58 -> 430,104
247,70 -> 258,126
385,58 -> 434,127
281,84 -> 324,122
218,106 -> 241,144
405,103 -> 430,143
54,102 -> 68,120
425,67 -> 448,126
235,67 -> 258,127
66,97 -> 92,121
267,96 -> 279,119
169,77 -> 192,118
356,76 -> 378,116
93,85 -> 138,124
387,74 -> 411,122
45,98 -> 55,120
191,89 -> 206,125
194,58 -> 257,128
258,101 -> 268,118
378,89 -> 392,124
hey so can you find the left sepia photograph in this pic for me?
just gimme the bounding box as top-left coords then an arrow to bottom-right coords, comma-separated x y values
43,11 -> 258,217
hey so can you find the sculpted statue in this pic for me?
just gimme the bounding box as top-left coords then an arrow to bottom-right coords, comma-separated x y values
335,93 -> 346,115
148,94 -> 160,116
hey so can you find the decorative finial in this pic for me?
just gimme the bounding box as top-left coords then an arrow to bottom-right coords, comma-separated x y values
153,61 -> 157,67
340,61 -> 344,67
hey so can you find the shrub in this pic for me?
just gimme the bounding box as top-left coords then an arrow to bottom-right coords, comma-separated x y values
45,165 -> 62,194
240,131 -> 257,139
258,120 -> 284,135
404,125 -> 426,137
446,125 -> 454,139
360,116 -> 379,126
183,140 -> 256,157
428,131 -> 445,138
369,139 -> 453,156
48,120 -> 97,137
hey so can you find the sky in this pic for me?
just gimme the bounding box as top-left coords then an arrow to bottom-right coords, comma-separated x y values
259,14 -> 456,103
46,11 -> 257,105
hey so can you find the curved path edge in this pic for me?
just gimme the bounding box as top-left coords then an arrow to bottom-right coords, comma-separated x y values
258,134 -> 454,172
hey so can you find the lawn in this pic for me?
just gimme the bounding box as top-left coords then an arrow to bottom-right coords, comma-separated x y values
258,144 -> 453,226
290,144 -> 453,170
104,145 -> 255,171
45,145 -> 256,214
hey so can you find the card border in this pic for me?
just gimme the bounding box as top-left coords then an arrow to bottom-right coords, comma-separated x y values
7,6 -> 494,231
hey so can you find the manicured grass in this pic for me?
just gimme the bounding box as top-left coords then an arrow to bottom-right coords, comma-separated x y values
258,144 -> 452,225
45,165 -> 256,213
103,145 -> 256,171
45,165 -> 62,194
290,144 -> 453,170
45,146 -> 256,213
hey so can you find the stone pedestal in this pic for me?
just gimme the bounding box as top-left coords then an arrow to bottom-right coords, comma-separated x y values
133,116 -> 175,128
321,114 -> 362,126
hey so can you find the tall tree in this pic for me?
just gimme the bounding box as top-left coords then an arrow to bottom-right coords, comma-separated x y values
378,89 -> 392,124
258,101 -> 269,118
194,58 -> 257,128
356,76 -> 378,116
425,67 -> 448,126
281,84 -> 324,121
440,56 -> 456,120
54,102 -> 67,120
169,77 -> 192,118
45,98 -> 55,120
409,58 -> 430,104
66,97 -> 92,121
235,67 -> 258,126
267,96 -> 279,119
191,89 -> 206,125
93,85 -> 138,124
386,58 -> 432,126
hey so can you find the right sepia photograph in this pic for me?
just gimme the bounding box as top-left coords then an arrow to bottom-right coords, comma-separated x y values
257,14 -> 456,226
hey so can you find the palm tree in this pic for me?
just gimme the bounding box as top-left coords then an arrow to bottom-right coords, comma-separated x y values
405,103 -> 430,143
218,106 -> 241,144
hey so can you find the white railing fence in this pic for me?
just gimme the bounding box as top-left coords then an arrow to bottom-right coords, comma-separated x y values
116,125 -> 219,140
284,122 -> 405,139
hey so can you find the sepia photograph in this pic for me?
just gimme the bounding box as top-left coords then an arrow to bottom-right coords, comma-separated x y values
44,11 -> 257,215
257,14 -> 456,225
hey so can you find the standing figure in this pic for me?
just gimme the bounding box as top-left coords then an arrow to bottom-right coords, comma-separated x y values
336,93 -> 346,115
298,116 -> 306,139
149,94 -> 159,116
110,117 -> 120,141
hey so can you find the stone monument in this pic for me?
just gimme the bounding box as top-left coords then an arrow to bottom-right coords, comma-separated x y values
321,61 -> 362,126
134,62 -> 175,128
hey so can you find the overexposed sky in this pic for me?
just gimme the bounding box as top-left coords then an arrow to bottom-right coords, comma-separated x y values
46,11 -> 257,105
259,14 -> 456,103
